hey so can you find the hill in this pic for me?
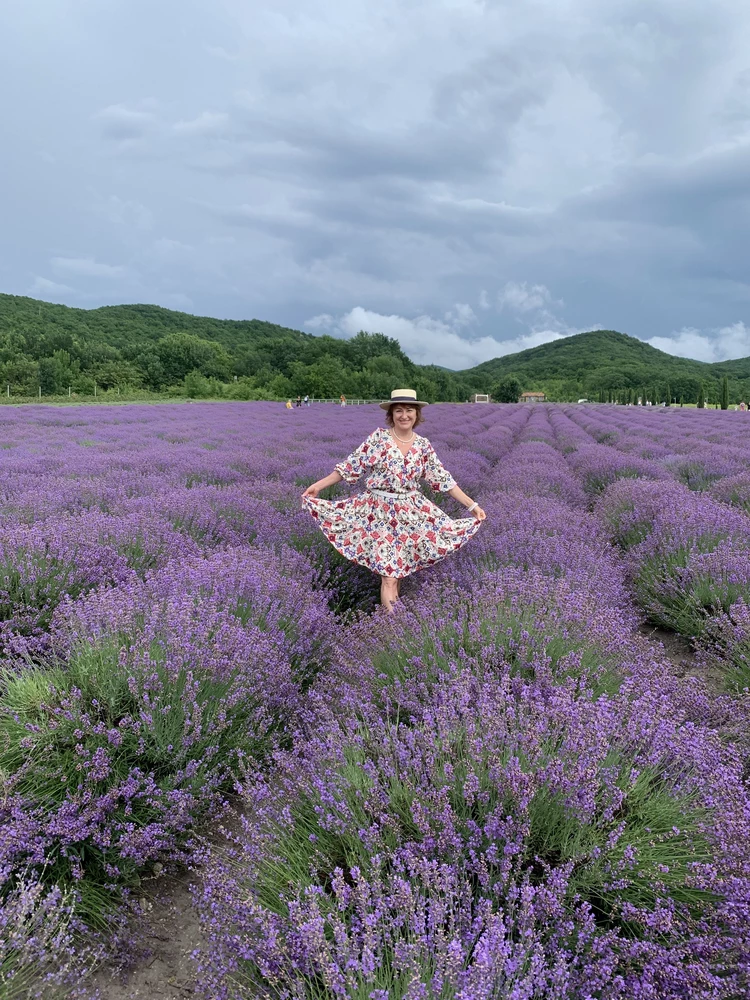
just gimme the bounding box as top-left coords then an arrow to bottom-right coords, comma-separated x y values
0,294 -> 748,403
0,293 -> 463,401
465,329 -> 750,403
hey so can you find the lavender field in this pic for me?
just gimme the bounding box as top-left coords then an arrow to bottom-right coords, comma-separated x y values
2,401 -> 750,999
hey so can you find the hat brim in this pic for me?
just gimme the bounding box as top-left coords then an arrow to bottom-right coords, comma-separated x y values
379,398 -> 429,410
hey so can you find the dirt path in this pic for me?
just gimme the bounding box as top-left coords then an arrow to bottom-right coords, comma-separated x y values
637,621 -> 727,691
87,867 -> 203,999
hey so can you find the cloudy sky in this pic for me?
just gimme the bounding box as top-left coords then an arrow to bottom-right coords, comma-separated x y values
2,0 -> 750,369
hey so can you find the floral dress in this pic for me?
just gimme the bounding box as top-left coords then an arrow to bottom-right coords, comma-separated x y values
303,427 -> 482,578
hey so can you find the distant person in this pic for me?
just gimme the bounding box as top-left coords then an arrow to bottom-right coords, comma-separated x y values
304,394 -> 310,407
739,401 -> 748,412
295,395 -> 302,407
340,393 -> 346,407
301,388 -> 485,613
285,399 -> 293,410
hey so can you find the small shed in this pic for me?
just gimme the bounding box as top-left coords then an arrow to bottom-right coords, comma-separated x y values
520,391 -> 546,403
471,393 -> 490,403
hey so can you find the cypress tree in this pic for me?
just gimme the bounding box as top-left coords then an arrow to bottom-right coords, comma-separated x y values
720,375 -> 729,410
680,395 -> 684,407
665,382 -> 671,406
697,383 -> 705,408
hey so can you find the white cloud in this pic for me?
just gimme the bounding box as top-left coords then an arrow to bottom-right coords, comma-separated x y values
647,323 -> 750,363
497,281 -> 556,313
304,313 -> 335,330
173,111 -> 230,135
93,104 -> 158,140
444,302 -> 476,328
51,256 -> 127,278
307,305 -> 571,368
93,195 -> 153,231
478,289 -> 490,310
28,276 -> 77,298
206,45 -> 238,61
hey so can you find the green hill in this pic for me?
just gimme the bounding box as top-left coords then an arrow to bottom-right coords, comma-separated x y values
0,294 -> 748,403
465,329 -> 750,403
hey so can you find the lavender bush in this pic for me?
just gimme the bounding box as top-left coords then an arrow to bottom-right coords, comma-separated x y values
0,401 -> 748,996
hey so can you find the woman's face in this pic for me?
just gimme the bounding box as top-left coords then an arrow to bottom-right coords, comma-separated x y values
392,404 -> 418,432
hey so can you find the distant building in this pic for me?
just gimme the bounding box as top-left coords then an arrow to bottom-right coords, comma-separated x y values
471,393 -> 490,403
520,391 -> 546,403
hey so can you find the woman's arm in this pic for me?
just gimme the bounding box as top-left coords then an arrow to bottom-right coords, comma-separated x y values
423,441 -> 486,521
448,484 -> 486,520
303,431 -> 379,499
302,470 -> 343,498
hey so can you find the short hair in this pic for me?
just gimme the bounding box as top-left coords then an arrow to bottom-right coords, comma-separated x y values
385,403 -> 425,428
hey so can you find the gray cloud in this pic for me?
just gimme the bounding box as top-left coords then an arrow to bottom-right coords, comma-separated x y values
93,104 -> 159,141
52,257 -> 128,279
1,0 -> 750,365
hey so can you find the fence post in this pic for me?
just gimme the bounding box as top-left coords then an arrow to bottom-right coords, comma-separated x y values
38,386 -> 41,399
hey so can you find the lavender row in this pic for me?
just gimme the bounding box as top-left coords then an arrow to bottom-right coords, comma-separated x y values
0,403 -> 531,991
184,405 -> 750,998
0,401 -> 747,995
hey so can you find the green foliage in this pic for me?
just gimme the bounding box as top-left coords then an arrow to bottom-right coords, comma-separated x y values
491,374 -> 522,403
467,329 -> 750,403
697,383 -> 705,408
2,296 -> 750,402
721,375 -> 729,410
0,636 -> 280,926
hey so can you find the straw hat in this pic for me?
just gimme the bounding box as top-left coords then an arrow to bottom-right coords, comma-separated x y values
379,388 -> 429,410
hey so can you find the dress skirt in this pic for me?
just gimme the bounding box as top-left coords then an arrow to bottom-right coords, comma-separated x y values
303,489 -> 481,579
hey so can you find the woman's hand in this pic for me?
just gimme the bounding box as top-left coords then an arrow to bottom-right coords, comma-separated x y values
301,471 -> 343,502
471,505 -> 486,521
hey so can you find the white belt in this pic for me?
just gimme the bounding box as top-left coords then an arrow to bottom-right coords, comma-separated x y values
367,488 -> 418,499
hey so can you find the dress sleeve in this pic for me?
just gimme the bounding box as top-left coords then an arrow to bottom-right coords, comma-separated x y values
334,431 -> 380,484
422,440 -> 457,493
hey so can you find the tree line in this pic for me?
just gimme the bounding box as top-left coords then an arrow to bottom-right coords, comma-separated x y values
1,296 -> 749,404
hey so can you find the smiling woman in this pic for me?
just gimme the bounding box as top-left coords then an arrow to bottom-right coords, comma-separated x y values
301,389 -> 486,611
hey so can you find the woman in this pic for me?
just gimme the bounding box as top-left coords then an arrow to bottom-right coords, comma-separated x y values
302,389 -> 486,611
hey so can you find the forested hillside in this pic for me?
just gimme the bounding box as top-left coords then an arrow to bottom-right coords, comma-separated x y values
0,295 -> 469,400
465,329 -> 750,404
1,294 -> 748,403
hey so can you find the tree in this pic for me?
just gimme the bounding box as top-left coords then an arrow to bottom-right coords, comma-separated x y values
720,375 -> 729,410
91,360 -> 144,390
303,355 -> 351,398
133,351 -> 165,390
156,333 -> 232,384
664,382 -> 671,406
492,375 -> 522,403
697,383 -> 705,408
38,350 -> 79,394
0,356 -> 39,395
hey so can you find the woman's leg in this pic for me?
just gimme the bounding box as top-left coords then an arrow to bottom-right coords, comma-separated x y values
380,576 -> 399,612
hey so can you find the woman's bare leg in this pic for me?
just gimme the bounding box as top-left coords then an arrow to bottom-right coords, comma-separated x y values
380,576 -> 399,612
